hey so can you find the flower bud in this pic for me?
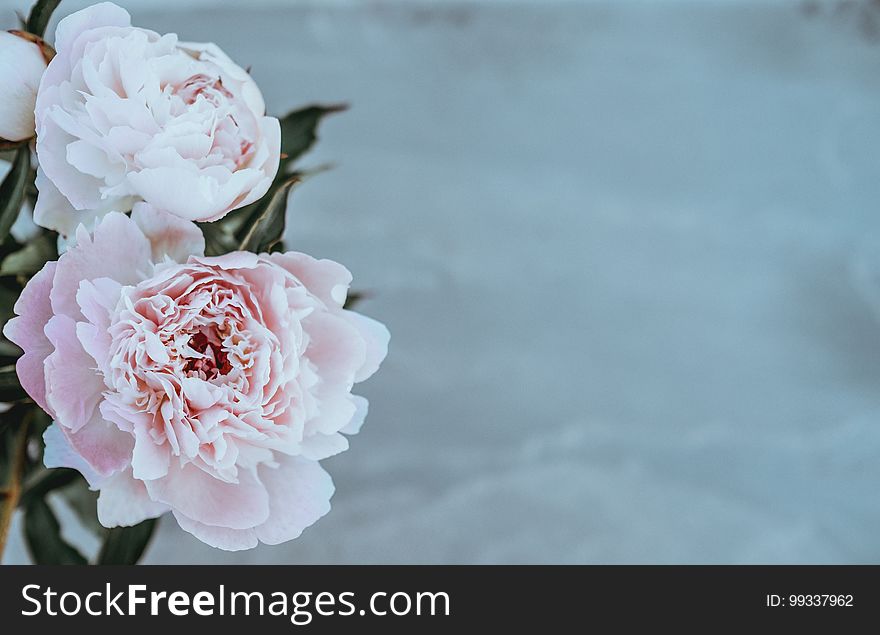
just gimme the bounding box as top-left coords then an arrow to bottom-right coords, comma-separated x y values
0,31 -> 51,141
0,30 -> 50,142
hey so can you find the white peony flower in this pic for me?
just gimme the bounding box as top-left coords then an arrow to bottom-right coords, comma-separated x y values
34,2 -> 280,237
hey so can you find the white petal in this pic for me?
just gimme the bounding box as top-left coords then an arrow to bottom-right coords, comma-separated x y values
97,469 -> 169,528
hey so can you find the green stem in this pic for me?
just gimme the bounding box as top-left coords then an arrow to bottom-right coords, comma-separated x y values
0,416 -> 30,562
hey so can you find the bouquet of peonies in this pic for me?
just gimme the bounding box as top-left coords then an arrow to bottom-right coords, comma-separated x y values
0,1 -> 388,563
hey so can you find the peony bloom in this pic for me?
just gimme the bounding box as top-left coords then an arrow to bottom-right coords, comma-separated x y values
33,2 -> 280,237
0,30 -> 50,141
4,211 -> 388,550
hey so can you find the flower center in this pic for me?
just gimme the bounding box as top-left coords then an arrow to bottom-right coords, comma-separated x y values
174,73 -> 232,106
183,330 -> 232,379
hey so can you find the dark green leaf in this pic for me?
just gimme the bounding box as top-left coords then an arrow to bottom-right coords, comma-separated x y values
0,364 -> 26,402
198,220 -> 238,257
19,468 -> 79,508
24,498 -> 88,564
60,479 -> 103,536
279,103 -> 347,169
0,404 -> 28,481
0,339 -> 22,359
238,175 -> 300,253
97,518 -> 158,565
0,285 -> 19,328
26,0 -> 62,38
0,146 -> 31,244
1,232 -> 56,277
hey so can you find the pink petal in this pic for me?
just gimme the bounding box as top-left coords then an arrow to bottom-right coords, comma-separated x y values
145,462 -> 269,530
172,512 -> 258,551
32,168 -> 107,238
131,202 -> 205,263
254,456 -> 334,545
340,395 -> 369,435
269,251 -> 353,307
49,212 -> 152,320
97,469 -> 169,528
304,311 -> 366,387
131,425 -> 170,480
65,405 -> 134,477
42,423 -> 102,487
343,310 -> 390,383
2,261 -> 57,414
300,432 -> 349,461
52,2 -> 131,61
44,315 -> 106,432
126,166 -> 262,221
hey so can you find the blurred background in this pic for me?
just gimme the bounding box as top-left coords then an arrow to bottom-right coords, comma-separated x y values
4,0 -> 880,563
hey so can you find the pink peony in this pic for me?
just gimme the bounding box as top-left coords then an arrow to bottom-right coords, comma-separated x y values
33,2 -> 280,237
3,210 -> 388,550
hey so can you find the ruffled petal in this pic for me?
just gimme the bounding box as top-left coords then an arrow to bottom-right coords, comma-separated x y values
2,261 -> 57,414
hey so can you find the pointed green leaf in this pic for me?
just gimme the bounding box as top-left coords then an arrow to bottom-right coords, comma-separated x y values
24,498 -> 88,564
279,103 -> 347,168
0,146 -> 30,244
238,175 -> 300,253
26,0 -> 62,38
97,518 -> 158,565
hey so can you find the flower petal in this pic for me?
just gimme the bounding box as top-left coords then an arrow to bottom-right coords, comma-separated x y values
131,202 -> 205,263
172,512 -> 258,551
2,261 -> 57,414
49,211 -> 152,320
344,311 -> 391,383
254,456 -> 334,545
42,422 -> 102,487
145,462 -> 269,530
44,315 -> 106,432
97,469 -> 169,528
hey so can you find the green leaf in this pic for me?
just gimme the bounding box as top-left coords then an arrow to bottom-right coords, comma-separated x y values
238,175 -> 301,253
24,498 -> 88,564
97,518 -> 158,565
279,103 -> 347,169
0,365 -> 26,402
19,468 -> 79,509
0,146 -> 30,245
26,0 -> 62,38
0,404 -> 27,481
0,339 -> 21,360
60,479 -> 103,537
198,220 -> 238,257
0,285 -> 19,328
0,232 -> 56,277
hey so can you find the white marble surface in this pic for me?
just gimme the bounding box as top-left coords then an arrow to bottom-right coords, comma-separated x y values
5,0 -> 880,563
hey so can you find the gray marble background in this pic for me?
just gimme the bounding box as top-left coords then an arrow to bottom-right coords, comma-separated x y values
5,0 -> 880,563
